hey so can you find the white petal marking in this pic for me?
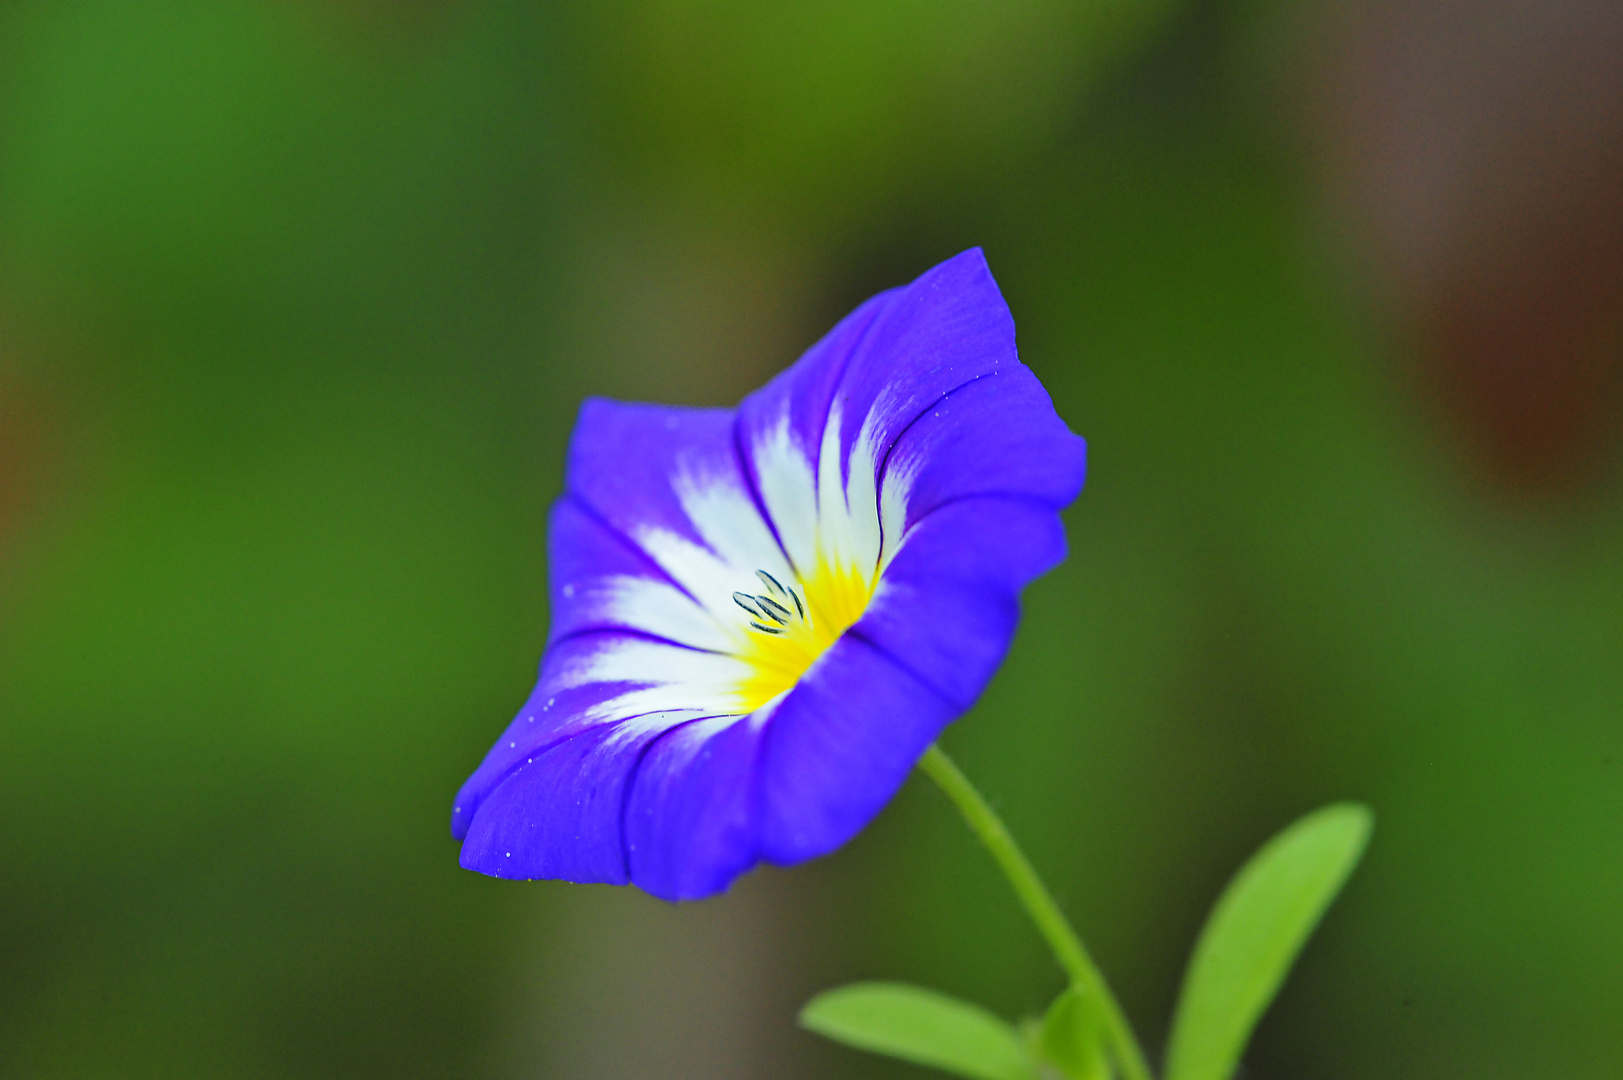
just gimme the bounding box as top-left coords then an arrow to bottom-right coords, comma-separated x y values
633,527 -> 751,625
552,636 -> 757,733
815,403 -> 857,577
845,408 -> 885,576
580,574 -> 735,652
877,446 -> 918,573
562,391 -> 919,726
564,634 -> 754,695
672,464 -> 797,587
746,398 -> 914,586
600,708 -> 723,743
751,417 -> 819,575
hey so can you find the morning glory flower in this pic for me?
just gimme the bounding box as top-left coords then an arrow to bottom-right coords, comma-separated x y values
452,249 -> 1085,901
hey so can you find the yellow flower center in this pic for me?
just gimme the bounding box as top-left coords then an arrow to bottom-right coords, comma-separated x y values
731,557 -> 877,712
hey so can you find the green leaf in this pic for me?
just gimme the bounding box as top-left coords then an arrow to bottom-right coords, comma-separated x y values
1164,803 -> 1373,1080
1037,987 -> 1110,1080
800,982 -> 1040,1080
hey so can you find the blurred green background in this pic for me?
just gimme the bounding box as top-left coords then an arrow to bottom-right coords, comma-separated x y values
2,0 -> 1621,1077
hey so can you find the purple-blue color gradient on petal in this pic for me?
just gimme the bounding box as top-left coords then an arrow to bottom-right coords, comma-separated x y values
454,247 -> 1087,899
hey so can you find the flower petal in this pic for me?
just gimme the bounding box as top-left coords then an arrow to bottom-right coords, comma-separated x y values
755,634 -> 959,865
815,249 -> 1022,489
450,630 -> 748,839
565,398 -> 796,628
455,248 -> 1088,900
624,712 -> 766,901
566,400 -> 736,554
736,249 -> 1028,576
546,496 -> 735,653
733,292 -> 897,573
856,494 -> 1069,710
879,364 -> 1086,530
459,720 -> 689,883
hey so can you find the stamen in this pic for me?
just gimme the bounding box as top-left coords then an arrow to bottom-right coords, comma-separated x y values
756,595 -> 793,622
742,568 -> 813,635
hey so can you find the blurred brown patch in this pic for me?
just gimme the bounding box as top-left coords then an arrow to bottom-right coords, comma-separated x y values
1325,0 -> 1623,492
0,311 -> 74,573
1423,167 -> 1623,489
0,353 -> 35,562
0,420 -> 39,593
0,399 -> 19,554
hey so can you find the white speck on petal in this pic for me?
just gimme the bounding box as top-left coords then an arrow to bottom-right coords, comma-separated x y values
562,583 -> 575,598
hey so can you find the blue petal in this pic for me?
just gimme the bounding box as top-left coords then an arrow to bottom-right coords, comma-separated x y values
563,396 -> 798,621
624,714 -> 764,901
450,629 -> 738,840
565,399 -> 739,556
544,496 -> 673,644
460,719 -> 699,883
454,399 -> 786,842
738,248 -> 1018,498
881,365 -> 1086,528
733,289 -> 896,498
755,634 -> 959,864
822,249 -> 1024,480
544,496 -> 738,654
856,495 -> 1069,710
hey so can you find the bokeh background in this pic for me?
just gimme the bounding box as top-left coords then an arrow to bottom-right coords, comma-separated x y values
2,0 -> 1621,1077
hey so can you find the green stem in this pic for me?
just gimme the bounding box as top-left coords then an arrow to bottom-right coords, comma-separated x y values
918,744 -> 1155,1080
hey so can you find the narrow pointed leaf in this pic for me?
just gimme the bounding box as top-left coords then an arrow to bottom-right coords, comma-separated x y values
1165,803 -> 1373,1080
1038,987 -> 1110,1080
801,982 -> 1039,1080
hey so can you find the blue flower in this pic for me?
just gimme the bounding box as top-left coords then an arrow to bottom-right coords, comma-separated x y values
452,249 -> 1086,900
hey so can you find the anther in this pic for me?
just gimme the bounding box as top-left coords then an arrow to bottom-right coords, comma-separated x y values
756,595 -> 793,622
733,592 -> 766,618
756,570 -> 788,597
749,621 -> 785,635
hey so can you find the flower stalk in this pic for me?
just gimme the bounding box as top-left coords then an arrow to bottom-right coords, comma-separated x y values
919,744 -> 1155,1080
